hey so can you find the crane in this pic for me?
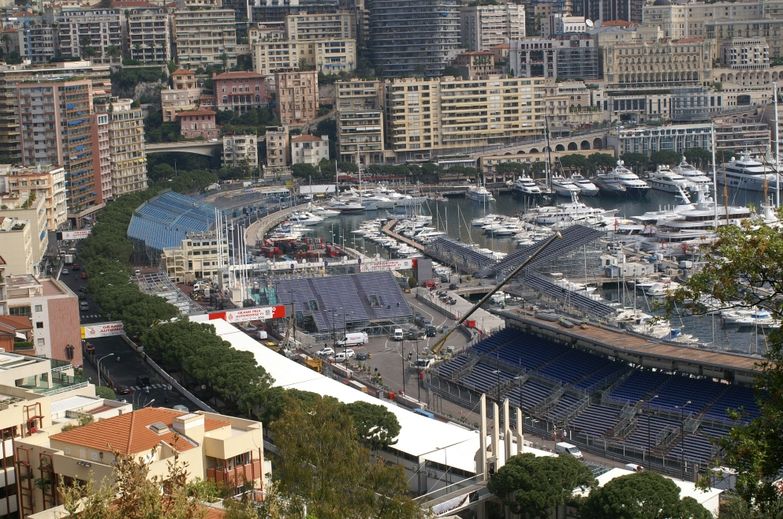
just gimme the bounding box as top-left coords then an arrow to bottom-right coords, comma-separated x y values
430,231 -> 562,356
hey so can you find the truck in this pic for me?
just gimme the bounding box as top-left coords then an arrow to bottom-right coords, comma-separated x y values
336,332 -> 369,347
555,442 -> 583,459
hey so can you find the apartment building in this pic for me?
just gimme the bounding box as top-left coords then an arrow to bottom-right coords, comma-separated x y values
291,134 -> 329,165
125,7 -> 170,63
509,34 -> 600,80
460,3 -> 525,51
285,11 -> 356,40
17,22 -> 56,63
162,231 -> 227,283
265,126 -> 290,168
16,79 -> 106,223
544,14 -> 589,37
172,8 -> 238,68
0,165 -> 67,231
107,99 -> 147,197
15,407 -> 266,516
4,275 -> 81,363
274,70 -> 318,126
608,122 -> 713,157
367,0 -> 460,77
715,118 -> 771,155
452,51 -> 500,80
213,71 -> 268,114
720,38 -> 769,70
94,112 -> 113,204
223,134 -> 259,169
384,75 -> 547,161
602,37 -> 714,89
575,0 -> 644,24
178,109 -> 219,140
161,68 -> 202,122
55,9 -> 123,63
335,79 -> 385,164
0,194 -> 49,276
0,61 -> 111,165
0,217 -> 36,277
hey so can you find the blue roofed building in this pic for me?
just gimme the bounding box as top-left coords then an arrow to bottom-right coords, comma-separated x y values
127,191 -> 215,263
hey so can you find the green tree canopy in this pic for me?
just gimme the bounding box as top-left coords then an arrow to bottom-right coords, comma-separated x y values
580,471 -> 711,519
488,453 -> 595,518
345,401 -> 401,449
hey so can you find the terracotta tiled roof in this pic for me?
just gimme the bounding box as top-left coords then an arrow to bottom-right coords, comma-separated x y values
50,408 -> 228,455
0,316 -> 32,331
291,134 -> 323,143
177,108 -> 216,118
172,68 -> 194,76
213,71 -> 264,80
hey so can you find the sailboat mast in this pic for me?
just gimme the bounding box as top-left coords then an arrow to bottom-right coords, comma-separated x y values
711,123 -> 718,228
544,117 -> 552,189
774,82 -> 780,207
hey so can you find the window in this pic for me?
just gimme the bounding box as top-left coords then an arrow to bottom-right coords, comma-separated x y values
37,338 -> 45,346
34,304 -> 43,312
36,322 -> 44,329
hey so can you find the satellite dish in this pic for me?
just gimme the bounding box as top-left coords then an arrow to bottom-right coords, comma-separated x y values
586,19 -> 594,27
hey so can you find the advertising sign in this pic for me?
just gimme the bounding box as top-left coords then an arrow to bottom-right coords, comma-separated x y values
80,321 -> 125,339
207,305 -> 287,323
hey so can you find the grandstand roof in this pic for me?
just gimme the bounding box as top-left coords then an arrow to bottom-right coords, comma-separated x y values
274,272 -> 412,332
127,191 -> 215,251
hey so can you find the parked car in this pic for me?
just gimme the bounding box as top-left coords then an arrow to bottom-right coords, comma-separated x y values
61,268 -> 70,275
356,351 -> 370,361
316,347 -> 335,357
425,325 -> 437,337
79,301 -> 89,310
71,263 -> 80,271
334,349 -> 356,362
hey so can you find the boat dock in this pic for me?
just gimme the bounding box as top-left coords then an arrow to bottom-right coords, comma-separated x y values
381,219 -> 426,252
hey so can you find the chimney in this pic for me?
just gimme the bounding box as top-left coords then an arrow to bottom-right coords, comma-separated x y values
172,413 -> 205,443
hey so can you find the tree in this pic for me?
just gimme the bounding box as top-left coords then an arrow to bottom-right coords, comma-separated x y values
580,471 -> 711,519
586,153 -> 616,173
345,401 -> 401,450
650,150 -> 682,168
668,218 -> 783,513
620,152 -> 648,173
684,148 -> 712,169
270,396 -> 419,519
488,453 -> 595,518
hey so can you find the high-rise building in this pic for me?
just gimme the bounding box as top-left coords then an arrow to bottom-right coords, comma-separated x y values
335,79 -> 385,164
0,164 -> 67,231
17,21 -> 56,63
107,99 -> 147,197
16,79 -> 105,223
274,70 -> 319,126
509,34 -> 600,80
575,0 -> 644,24
55,8 -> 124,63
125,7 -> 170,63
460,3 -> 526,51
367,0 -> 460,77
172,8 -> 238,68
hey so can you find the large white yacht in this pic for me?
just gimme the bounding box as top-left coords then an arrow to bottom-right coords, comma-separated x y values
718,153 -> 781,192
672,157 -> 712,188
466,185 -> 495,203
595,160 -> 649,196
523,192 -> 615,226
570,173 -> 599,196
647,165 -> 693,193
551,174 -> 581,197
512,175 -> 544,197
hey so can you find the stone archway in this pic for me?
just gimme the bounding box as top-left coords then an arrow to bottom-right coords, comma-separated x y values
568,142 -> 578,151
530,147 -> 539,153
555,144 -> 566,151
580,140 -> 590,150
592,137 -> 603,149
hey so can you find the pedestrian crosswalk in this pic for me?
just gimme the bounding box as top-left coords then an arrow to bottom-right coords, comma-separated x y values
81,314 -> 101,320
127,383 -> 170,391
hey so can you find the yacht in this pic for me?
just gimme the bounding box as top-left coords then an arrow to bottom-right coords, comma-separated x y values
551,174 -> 581,197
512,175 -> 544,197
523,192 -> 615,226
309,205 -> 340,218
288,211 -> 324,225
328,199 -> 365,214
647,165 -> 694,193
596,160 -> 649,196
721,307 -> 781,328
570,174 -> 600,196
466,185 -> 495,203
672,157 -> 712,189
593,166 -> 627,195
718,153 -> 781,192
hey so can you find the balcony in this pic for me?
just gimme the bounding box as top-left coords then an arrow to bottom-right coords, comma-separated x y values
207,459 -> 262,487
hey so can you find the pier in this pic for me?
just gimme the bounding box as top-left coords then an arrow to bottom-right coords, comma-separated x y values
381,219 -> 426,252
245,203 -> 310,247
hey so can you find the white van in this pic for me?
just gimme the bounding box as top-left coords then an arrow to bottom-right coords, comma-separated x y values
337,332 -> 369,347
393,328 -> 404,341
555,442 -> 584,459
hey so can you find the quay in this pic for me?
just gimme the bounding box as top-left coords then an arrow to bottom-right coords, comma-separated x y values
245,203 -> 309,247
381,219 -> 425,251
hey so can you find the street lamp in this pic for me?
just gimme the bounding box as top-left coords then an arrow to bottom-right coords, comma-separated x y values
676,400 -> 692,481
96,353 -> 115,388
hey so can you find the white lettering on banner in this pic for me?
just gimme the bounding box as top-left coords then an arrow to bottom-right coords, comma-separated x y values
224,307 -> 274,323
360,259 -> 413,272
61,229 -> 92,240
81,321 -> 125,339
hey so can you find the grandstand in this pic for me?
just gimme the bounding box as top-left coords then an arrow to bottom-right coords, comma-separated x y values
430,326 -> 760,476
127,191 -> 215,262
274,271 -> 413,336
425,237 -> 497,274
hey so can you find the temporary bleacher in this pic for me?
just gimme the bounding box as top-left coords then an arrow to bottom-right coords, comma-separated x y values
520,272 -> 616,317
569,403 -> 621,438
608,371 -> 668,405
425,237 -> 497,274
127,191 -> 216,252
701,385 -> 759,423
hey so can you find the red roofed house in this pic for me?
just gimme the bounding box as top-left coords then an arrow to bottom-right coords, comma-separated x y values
15,407 -> 267,515
177,109 -> 219,140
213,71 -> 268,114
0,315 -> 32,354
290,134 -> 329,165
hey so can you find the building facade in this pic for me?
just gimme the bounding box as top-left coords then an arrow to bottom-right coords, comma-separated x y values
460,3 -> 526,51
720,37 -> 769,70
213,71 -> 267,114
16,79 -> 105,222
608,123 -> 713,156
265,126 -> 290,168
125,7 -> 170,64
162,231 -> 226,283
384,75 -> 547,160
172,8 -> 238,68
291,134 -> 329,165
274,70 -> 318,126
336,79 -> 385,164
222,134 -> 259,169
509,34 -> 600,80
107,99 -> 147,197
368,0 -> 461,77
0,165 -> 67,231
55,9 -> 123,63
178,109 -> 219,140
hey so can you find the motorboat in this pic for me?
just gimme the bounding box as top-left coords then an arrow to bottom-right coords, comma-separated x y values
466,185 -> 495,203
672,157 -> 712,189
647,165 -> 693,193
523,192 -> 615,226
570,173 -> 599,196
551,174 -> 581,197
309,206 -> 340,218
328,199 -> 365,214
718,153 -> 781,192
721,307 -> 781,328
596,160 -> 649,196
512,175 -> 544,197
288,211 -> 324,225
